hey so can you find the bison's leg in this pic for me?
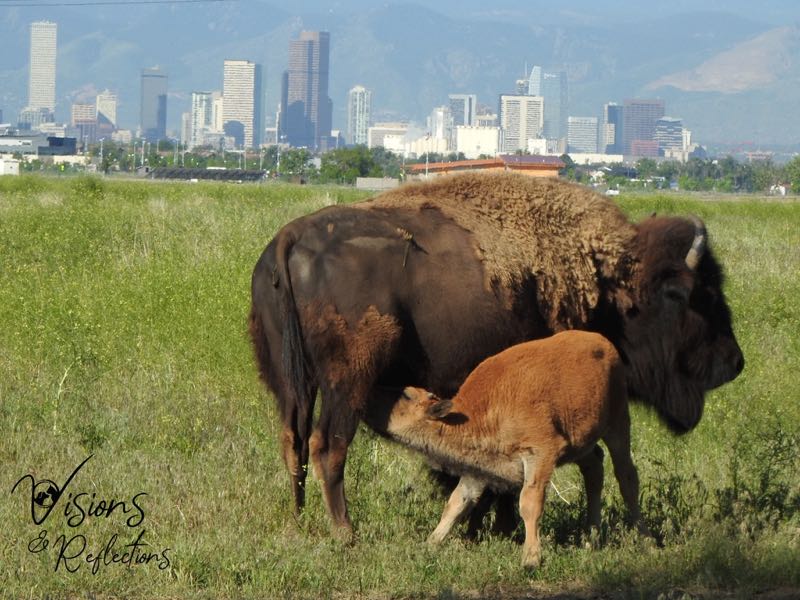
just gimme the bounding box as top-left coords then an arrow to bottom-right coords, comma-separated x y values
428,475 -> 486,545
309,389 -> 360,536
519,452 -> 556,568
603,408 -> 650,537
280,392 -> 316,515
576,444 -> 605,540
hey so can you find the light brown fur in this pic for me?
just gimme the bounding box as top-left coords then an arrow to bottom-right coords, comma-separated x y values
364,173 -> 637,329
380,330 -> 648,568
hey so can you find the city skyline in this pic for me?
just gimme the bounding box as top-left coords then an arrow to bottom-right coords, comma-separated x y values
10,16 -> 698,163
1,2 -> 797,149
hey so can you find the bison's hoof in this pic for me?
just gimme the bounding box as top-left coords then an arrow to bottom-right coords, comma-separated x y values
332,524 -> 355,546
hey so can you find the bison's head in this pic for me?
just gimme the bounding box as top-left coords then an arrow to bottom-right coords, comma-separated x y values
619,216 -> 744,433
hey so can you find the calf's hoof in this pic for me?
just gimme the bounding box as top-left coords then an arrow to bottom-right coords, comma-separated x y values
426,531 -> 447,546
521,547 -> 541,569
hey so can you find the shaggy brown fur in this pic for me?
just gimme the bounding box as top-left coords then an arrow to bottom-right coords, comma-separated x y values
373,330 -> 648,568
366,173 -> 637,329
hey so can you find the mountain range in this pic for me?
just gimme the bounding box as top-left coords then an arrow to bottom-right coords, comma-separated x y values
0,0 -> 798,148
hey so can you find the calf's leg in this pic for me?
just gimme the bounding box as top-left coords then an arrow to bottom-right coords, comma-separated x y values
428,475 -> 486,545
576,444 -> 604,539
519,452 -> 557,568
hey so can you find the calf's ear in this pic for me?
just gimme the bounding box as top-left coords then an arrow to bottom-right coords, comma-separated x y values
426,398 -> 454,420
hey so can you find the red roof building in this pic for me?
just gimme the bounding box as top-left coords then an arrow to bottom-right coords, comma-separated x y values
406,154 -> 564,180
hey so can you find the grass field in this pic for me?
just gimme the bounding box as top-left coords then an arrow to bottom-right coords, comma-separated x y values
0,176 -> 798,599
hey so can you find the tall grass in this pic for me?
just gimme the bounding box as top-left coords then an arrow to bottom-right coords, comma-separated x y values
0,177 -> 797,599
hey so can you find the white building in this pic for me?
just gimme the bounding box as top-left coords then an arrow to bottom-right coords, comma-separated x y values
346,85 -> 371,146
189,91 -> 213,149
499,94 -> 543,153
222,59 -> 263,148
212,92 -> 224,133
427,105 -> 453,150
567,116 -> 599,154
455,126 -> 500,159
0,157 -> 21,176
368,122 -> 408,149
381,134 -> 407,155
96,90 -> 117,127
28,21 -> 57,113
407,134 -> 449,158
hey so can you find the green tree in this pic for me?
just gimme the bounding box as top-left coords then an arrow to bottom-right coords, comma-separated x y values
280,148 -> 315,180
318,146 -> 379,184
559,154 -> 576,180
635,157 -> 658,180
784,156 -> 800,194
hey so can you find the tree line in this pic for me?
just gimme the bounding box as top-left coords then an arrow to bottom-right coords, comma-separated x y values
14,141 -> 800,194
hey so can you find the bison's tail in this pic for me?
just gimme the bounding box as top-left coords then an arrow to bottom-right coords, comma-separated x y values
273,228 -> 315,440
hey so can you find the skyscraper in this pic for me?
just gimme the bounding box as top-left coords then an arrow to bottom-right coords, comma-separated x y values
602,102 -> 624,154
222,59 -> 263,149
282,31 -> 332,150
347,85 -> 371,146
96,90 -> 117,128
448,94 -> 477,127
541,70 -> 568,144
28,21 -> 57,114
499,94 -> 544,153
623,98 -> 665,155
189,91 -> 213,150
140,67 -> 167,142
527,66 -> 542,96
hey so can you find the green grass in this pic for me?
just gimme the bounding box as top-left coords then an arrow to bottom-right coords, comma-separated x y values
0,177 -> 797,599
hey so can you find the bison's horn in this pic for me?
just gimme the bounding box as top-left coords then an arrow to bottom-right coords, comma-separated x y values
685,215 -> 706,271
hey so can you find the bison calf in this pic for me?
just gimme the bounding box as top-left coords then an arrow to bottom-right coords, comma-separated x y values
380,330 -> 649,568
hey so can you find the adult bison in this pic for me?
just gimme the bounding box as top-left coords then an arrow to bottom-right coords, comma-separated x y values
249,172 -> 743,533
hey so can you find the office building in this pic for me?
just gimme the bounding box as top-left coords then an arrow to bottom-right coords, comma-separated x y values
623,98 -> 665,155
96,90 -> 117,128
527,66 -> 542,96
601,102 -> 624,154
655,117 -> 684,153
449,94 -> 477,128
499,94 -> 543,153
541,70 -> 568,144
367,122 -> 408,149
282,31 -> 332,150
189,91 -> 213,149
212,92 -> 224,132
222,59 -> 263,148
140,67 -> 167,142
18,106 -> 54,131
567,116 -> 599,153
28,21 -> 57,114
346,85 -> 371,146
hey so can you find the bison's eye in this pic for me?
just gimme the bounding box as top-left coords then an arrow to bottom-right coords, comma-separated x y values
663,283 -> 690,304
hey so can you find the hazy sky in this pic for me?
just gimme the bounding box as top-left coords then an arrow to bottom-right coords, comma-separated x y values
1,0 -> 798,145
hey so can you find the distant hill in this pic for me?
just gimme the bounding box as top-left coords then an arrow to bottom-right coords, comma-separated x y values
647,26 -> 800,93
0,1 -> 798,146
